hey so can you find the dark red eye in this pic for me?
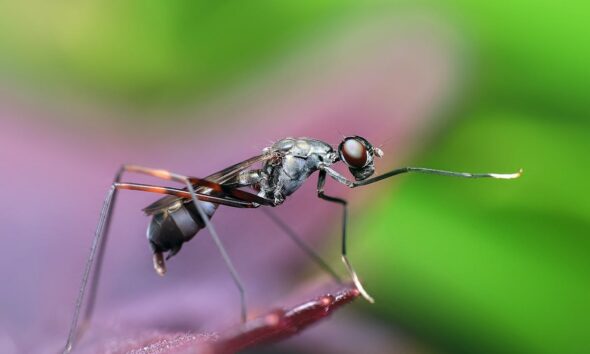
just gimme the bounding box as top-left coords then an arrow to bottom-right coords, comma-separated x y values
341,138 -> 368,168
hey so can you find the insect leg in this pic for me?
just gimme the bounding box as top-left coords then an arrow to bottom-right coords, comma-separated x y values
123,164 -> 274,206
63,184 -> 115,354
261,208 -> 342,283
117,182 -> 258,208
187,180 -> 248,322
316,170 -> 375,303
321,165 -> 522,188
114,165 -> 248,322
65,180 -> 205,353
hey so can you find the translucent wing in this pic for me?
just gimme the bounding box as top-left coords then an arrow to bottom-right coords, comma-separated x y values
201,153 -> 271,186
143,154 -> 271,215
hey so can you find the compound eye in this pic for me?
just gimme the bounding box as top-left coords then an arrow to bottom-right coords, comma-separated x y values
341,138 -> 368,168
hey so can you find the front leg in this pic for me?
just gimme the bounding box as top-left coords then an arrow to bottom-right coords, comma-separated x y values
315,162 -> 521,305
273,182 -> 285,205
254,170 -> 286,205
321,165 -> 522,188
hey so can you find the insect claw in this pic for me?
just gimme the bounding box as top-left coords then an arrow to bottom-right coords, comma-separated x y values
490,168 -> 523,179
341,255 -> 375,303
352,274 -> 375,304
153,252 -> 167,276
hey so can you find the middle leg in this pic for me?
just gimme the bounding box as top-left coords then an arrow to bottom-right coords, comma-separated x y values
261,208 -> 342,283
316,170 -> 375,303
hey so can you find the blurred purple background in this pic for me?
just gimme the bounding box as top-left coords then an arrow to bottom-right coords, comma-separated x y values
0,15 -> 457,353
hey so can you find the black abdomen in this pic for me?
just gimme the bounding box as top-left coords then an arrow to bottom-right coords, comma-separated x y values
147,201 -> 217,259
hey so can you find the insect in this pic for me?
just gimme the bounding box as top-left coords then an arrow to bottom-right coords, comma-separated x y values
63,136 -> 522,353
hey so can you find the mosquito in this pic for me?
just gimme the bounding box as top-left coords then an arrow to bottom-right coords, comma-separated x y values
63,136 -> 522,353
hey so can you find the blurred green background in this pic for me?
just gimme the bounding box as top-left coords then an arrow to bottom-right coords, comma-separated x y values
1,1 -> 588,354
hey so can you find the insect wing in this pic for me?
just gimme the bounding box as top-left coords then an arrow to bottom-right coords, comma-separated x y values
202,153 -> 271,186
142,154 -> 271,215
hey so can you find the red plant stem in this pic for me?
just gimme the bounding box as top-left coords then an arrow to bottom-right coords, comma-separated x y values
205,286 -> 360,354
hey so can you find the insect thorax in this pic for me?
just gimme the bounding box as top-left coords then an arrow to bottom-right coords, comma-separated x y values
259,138 -> 336,203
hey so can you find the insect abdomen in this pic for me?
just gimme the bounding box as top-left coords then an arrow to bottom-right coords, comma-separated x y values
147,201 -> 217,259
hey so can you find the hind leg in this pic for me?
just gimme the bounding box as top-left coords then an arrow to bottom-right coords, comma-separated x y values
64,181 -> 212,353
111,165 -> 248,321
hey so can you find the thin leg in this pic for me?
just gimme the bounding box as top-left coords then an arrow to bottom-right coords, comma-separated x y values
316,170 -> 375,303
186,180 -> 248,322
66,163 -> 268,352
63,181 -> 251,353
123,164 -> 274,206
321,165 -> 522,188
84,183 -> 255,340
118,182 -> 258,208
63,184 -> 116,354
261,208 -> 342,283
355,166 -> 522,186
311,164 -> 521,306
115,165 -> 248,321
64,164 -> 127,353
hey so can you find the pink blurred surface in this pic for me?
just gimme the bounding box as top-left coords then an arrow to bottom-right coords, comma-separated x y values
0,18 -> 457,353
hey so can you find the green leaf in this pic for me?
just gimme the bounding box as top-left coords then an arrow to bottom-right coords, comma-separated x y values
352,111 -> 589,354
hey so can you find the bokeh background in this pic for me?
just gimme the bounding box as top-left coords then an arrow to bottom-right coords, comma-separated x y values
0,2 -> 588,354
